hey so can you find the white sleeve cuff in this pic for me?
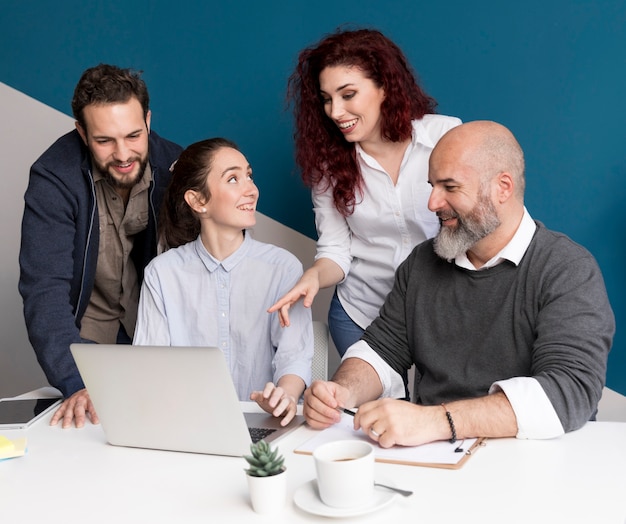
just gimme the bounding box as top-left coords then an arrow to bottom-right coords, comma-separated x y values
490,377 -> 564,439
342,340 -> 406,399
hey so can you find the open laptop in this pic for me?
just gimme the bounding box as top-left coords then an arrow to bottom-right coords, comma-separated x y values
70,343 -> 305,457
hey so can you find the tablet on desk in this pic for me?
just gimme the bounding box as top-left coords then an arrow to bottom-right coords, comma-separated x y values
0,397 -> 62,430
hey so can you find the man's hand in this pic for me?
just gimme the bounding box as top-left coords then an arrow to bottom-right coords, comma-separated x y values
353,398 -> 447,448
50,388 -> 99,429
303,380 -> 353,429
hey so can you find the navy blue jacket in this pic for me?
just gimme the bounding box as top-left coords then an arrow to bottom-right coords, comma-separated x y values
19,129 -> 183,397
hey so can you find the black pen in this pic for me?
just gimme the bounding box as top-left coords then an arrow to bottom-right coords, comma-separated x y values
336,407 -> 356,417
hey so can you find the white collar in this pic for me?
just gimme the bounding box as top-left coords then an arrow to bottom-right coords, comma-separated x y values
455,207 -> 536,271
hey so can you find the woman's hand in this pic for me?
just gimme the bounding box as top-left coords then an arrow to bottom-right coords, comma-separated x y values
268,259 -> 344,327
267,269 -> 321,327
250,383 -> 298,425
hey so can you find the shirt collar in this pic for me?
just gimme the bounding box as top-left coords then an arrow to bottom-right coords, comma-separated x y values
455,207 -> 536,271
409,118 -> 438,148
194,230 -> 251,272
355,119 -> 429,163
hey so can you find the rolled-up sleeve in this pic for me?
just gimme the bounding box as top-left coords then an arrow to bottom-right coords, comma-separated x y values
343,340 -> 406,399
312,186 -> 352,282
490,377 -> 564,439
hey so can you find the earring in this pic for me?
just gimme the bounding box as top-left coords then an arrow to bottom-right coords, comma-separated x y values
200,208 -> 207,213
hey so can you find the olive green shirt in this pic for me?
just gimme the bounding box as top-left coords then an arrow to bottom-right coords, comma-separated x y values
80,165 -> 151,342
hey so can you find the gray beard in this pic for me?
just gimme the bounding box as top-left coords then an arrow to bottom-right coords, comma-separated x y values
433,194 -> 501,262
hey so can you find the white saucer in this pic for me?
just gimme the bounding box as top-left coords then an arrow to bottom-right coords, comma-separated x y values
293,479 -> 397,518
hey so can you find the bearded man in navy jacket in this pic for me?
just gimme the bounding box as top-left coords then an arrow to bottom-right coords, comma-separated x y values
19,64 -> 183,428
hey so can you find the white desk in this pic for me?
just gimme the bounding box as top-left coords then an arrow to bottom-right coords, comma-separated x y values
2,393 -> 625,523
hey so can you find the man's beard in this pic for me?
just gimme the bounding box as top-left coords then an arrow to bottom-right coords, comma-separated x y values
433,191 -> 501,262
96,156 -> 149,190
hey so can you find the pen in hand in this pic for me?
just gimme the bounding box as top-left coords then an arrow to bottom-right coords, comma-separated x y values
336,407 -> 356,417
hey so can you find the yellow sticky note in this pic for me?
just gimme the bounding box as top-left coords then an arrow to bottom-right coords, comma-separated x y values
0,435 -> 15,452
0,435 -> 27,460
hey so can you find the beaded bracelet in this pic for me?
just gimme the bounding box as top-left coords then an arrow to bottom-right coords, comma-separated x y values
441,403 -> 457,443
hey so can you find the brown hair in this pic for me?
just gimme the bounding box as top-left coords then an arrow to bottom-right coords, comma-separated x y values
288,28 -> 437,215
71,64 -> 150,130
159,138 -> 240,250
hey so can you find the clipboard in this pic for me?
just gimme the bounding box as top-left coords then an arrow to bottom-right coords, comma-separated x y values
293,414 -> 486,469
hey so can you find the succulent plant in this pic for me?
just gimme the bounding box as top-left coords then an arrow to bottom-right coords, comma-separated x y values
243,440 -> 285,477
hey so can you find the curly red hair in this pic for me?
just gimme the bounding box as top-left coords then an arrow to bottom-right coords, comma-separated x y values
288,28 -> 437,216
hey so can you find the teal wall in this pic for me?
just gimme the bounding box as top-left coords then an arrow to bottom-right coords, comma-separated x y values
2,0 -> 624,394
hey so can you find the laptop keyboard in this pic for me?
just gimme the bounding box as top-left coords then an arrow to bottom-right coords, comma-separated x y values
248,427 -> 277,443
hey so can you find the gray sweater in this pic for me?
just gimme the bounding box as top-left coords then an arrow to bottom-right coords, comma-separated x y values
362,221 -> 615,432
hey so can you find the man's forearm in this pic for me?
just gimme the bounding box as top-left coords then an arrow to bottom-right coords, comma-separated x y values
331,357 -> 383,407
445,391 -> 518,440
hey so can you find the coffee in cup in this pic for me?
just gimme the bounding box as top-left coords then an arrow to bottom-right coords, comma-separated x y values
313,440 -> 375,508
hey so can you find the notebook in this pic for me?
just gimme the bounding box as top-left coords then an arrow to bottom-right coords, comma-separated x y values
69,343 -> 305,456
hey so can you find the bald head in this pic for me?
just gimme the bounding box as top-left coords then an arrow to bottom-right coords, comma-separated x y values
432,121 -> 526,200
427,121 -> 528,265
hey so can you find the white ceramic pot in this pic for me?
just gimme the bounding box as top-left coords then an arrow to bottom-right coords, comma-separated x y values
246,468 -> 287,514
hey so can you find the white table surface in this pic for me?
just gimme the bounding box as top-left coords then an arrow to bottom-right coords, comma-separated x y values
2,389 -> 625,523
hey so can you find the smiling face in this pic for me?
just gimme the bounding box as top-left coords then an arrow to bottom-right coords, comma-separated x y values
427,145 -> 501,261
319,65 -> 386,147
76,97 -> 151,191
200,147 -> 258,233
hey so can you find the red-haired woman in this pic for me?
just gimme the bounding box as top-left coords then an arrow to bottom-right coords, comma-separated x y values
270,28 -> 461,357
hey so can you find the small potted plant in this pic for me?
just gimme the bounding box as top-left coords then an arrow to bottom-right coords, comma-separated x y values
243,439 -> 287,514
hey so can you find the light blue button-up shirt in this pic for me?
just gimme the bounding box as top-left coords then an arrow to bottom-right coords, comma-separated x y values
134,233 -> 313,400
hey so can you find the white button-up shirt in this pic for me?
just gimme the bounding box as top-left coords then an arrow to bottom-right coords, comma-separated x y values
313,114 -> 462,328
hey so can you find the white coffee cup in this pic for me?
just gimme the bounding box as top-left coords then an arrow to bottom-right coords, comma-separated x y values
313,440 -> 375,508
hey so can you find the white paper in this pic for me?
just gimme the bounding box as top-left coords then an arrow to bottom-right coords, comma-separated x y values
295,414 -> 478,466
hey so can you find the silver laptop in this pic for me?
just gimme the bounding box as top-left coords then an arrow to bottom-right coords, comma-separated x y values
70,344 -> 305,456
